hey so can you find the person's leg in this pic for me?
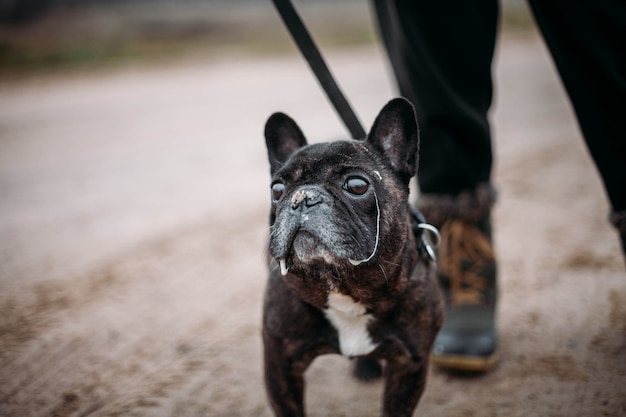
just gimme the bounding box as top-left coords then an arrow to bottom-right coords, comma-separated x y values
373,0 -> 498,195
527,0 -> 626,260
372,0 -> 500,371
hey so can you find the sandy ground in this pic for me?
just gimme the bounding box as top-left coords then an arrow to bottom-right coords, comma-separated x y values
0,33 -> 624,416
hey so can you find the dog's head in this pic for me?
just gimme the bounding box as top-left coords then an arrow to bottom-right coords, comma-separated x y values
264,98 -> 419,303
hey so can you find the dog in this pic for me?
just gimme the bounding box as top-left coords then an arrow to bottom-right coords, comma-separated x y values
262,98 -> 444,417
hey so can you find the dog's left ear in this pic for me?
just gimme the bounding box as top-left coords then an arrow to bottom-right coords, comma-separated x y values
264,112 -> 308,174
366,98 -> 419,181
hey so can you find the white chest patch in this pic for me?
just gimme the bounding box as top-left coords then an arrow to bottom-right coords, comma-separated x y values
324,291 -> 378,357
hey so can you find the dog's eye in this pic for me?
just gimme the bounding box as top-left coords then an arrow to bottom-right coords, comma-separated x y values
271,182 -> 285,200
344,177 -> 369,196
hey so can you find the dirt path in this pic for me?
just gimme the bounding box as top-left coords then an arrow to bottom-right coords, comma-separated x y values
1,33 -> 624,417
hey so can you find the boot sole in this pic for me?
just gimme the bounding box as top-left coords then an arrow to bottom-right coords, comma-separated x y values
432,352 -> 498,372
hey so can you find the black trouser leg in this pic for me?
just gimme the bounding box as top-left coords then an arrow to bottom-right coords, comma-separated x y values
527,0 -> 626,214
527,0 -> 626,212
371,0 -> 499,196
528,0 -> 626,262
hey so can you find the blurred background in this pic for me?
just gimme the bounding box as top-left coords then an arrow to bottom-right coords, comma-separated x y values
0,0 -> 533,77
1,1 -> 624,417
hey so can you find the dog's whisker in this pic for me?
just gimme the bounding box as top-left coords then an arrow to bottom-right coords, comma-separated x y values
331,265 -> 344,283
378,263 -> 389,283
381,259 -> 402,268
348,234 -> 360,246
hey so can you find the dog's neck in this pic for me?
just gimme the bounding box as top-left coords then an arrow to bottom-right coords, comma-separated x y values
328,211 -> 419,315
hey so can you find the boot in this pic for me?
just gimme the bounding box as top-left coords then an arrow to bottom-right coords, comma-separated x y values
418,184 -> 498,372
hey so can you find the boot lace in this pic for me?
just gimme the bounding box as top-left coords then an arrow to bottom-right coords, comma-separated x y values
439,219 -> 494,305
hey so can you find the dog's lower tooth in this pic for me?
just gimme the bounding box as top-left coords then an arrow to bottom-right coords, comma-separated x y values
279,259 -> 289,276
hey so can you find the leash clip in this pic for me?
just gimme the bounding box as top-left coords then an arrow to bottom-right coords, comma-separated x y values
417,223 -> 440,262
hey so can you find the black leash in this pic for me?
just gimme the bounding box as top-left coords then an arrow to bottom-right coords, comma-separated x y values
272,0 -> 366,139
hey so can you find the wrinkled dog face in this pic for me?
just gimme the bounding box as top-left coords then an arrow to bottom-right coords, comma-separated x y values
265,98 -> 419,281
269,141 -> 383,273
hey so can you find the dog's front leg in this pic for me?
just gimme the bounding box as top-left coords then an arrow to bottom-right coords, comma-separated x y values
263,336 -> 309,417
381,357 -> 428,417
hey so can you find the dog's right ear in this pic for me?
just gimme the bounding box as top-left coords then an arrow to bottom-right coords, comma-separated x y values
366,98 -> 419,182
264,112 -> 308,174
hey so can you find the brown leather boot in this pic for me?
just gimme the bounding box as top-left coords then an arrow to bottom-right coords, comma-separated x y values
419,184 -> 498,372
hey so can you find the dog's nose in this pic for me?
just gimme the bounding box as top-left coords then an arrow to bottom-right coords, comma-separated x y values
291,188 -> 322,210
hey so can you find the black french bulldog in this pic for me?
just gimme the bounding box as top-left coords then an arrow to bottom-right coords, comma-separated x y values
262,98 -> 444,417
